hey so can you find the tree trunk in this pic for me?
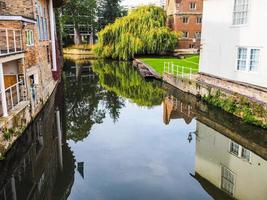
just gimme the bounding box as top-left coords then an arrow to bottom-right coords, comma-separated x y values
89,25 -> 94,45
74,23 -> 82,45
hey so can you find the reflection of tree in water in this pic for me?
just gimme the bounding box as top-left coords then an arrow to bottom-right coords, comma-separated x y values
93,60 -> 165,107
63,60 -> 125,142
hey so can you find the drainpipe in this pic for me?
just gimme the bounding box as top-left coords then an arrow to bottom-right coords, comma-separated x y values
0,63 -> 8,117
49,0 -> 57,72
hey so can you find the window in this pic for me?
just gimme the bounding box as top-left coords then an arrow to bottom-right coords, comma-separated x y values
230,141 -> 239,156
195,32 -> 201,39
229,140 -> 251,162
233,0 -> 249,25
237,48 -> 247,71
182,32 -> 189,38
237,47 -> 260,72
241,148 -> 251,162
221,167 -> 235,196
182,17 -> 189,24
26,30 -> 34,46
36,1 -> 49,40
250,49 -> 260,71
197,16 -> 202,24
189,44 -> 195,48
189,2 -> 197,10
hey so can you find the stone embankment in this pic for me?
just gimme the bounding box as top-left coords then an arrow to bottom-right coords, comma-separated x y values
133,59 -> 161,80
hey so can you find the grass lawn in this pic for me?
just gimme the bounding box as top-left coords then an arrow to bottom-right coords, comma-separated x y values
138,55 -> 199,75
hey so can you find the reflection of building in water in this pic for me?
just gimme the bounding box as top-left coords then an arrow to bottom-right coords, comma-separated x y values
163,95 -> 195,125
0,84 -> 75,200
194,121 -> 267,200
64,60 -> 96,83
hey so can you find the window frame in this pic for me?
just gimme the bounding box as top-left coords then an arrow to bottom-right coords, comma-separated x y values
221,166 -> 235,197
229,140 -> 252,162
26,30 -> 34,46
232,0 -> 249,25
236,47 -> 260,72
196,16 -> 202,24
189,2 -> 197,10
182,31 -> 189,39
182,16 -> 189,24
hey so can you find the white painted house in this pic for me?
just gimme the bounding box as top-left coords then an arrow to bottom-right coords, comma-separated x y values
200,0 -> 267,89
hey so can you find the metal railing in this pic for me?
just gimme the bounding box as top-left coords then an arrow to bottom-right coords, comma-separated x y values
0,29 -> 23,55
164,62 -> 199,80
5,81 -> 24,111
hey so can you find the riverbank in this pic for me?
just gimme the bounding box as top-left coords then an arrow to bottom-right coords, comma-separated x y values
63,44 -> 97,59
134,57 -> 267,129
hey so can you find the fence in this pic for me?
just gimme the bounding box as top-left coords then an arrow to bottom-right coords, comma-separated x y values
163,62 -> 199,80
4,81 -> 24,113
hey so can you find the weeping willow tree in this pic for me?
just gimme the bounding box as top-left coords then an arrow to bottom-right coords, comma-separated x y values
93,60 -> 165,107
94,6 -> 179,60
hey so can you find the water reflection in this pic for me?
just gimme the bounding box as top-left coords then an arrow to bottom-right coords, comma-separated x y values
93,60 -> 165,107
0,84 -> 75,200
0,59 -> 267,200
163,84 -> 267,199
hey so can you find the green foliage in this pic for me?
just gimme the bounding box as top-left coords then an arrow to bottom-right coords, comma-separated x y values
2,128 -> 13,141
93,60 -> 165,107
203,89 -> 267,128
94,6 -> 179,60
97,0 -> 126,31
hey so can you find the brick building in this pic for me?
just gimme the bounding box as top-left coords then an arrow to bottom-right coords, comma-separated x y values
165,0 -> 203,49
0,0 -> 64,121
0,0 -> 64,152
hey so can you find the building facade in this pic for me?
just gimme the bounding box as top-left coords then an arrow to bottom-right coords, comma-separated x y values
199,0 -> 267,89
165,0 -> 203,49
0,0 -> 64,154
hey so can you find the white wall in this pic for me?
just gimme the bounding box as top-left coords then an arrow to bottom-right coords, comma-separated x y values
195,121 -> 267,200
200,0 -> 267,88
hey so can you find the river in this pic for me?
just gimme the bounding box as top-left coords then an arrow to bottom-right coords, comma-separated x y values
0,59 -> 266,200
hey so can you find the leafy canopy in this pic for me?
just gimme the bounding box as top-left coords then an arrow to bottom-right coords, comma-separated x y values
94,6 -> 179,60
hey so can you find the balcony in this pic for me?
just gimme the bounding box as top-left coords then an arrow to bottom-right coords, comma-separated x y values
0,29 -> 23,56
0,80 -> 25,117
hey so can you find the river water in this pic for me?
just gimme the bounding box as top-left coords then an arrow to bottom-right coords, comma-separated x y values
0,59 -> 266,200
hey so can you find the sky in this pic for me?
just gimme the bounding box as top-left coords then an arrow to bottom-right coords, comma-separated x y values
121,0 -> 164,7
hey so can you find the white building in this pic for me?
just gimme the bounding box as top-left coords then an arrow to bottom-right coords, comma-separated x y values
200,0 -> 267,88
195,121 -> 267,199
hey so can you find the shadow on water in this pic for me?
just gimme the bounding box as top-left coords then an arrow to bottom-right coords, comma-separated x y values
0,58 -> 267,200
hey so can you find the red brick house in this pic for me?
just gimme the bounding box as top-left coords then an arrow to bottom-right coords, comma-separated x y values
165,0 -> 203,49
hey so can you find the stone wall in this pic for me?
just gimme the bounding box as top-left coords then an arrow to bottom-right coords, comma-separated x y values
163,72 -> 267,128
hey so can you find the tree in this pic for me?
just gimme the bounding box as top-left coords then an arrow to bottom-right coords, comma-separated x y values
93,6 -> 179,60
62,0 -> 97,45
96,0 -> 126,31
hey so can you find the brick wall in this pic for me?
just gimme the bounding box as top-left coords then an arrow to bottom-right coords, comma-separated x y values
0,0 -> 35,19
166,0 -> 203,49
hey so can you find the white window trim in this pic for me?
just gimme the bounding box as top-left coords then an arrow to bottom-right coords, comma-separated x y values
229,140 -> 252,163
232,0 -> 250,26
182,16 -> 189,24
221,166 -> 236,197
189,2 -> 197,11
236,46 -> 261,73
